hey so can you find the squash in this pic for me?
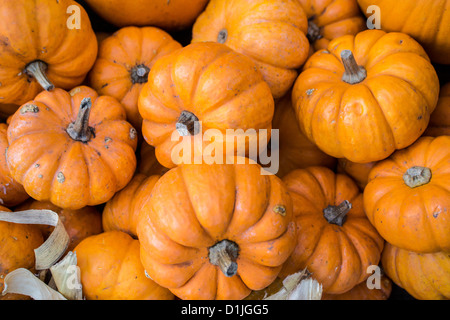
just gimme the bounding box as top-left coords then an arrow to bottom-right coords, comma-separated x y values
423,82 -> 450,137
136,161 -> 297,300
364,135 -> 450,253
337,158 -> 377,190
6,86 -> 138,210
292,29 -> 440,163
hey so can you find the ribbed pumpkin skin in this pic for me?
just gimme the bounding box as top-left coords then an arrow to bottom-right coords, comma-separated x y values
74,231 -> 175,300
0,205 -> 44,300
423,83 -> 450,137
0,0 -> 97,107
279,166 -> 385,294
357,0 -> 450,65
84,0 -> 209,30
138,42 -> 274,169
381,243 -> 450,300
292,29 -> 440,163
364,136 -> 450,253
298,0 -> 366,51
191,0 -> 310,99
6,86 -> 138,210
136,162 -> 297,300
102,173 -> 160,238
88,26 -> 182,131
321,274 -> 392,300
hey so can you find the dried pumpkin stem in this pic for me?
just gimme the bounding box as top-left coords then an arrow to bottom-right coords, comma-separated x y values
25,60 -> 55,91
130,64 -> 150,84
176,110 -> 200,136
341,50 -> 367,85
307,19 -> 322,43
209,239 -> 239,277
217,29 -> 228,44
403,166 -> 432,188
66,97 -> 94,142
323,200 -> 352,226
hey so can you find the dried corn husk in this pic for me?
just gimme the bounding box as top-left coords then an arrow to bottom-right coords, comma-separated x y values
264,269 -> 323,300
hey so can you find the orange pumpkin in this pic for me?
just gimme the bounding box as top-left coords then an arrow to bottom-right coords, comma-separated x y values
138,42 -> 274,169
279,166 -> 385,294
88,26 -> 182,131
16,199 -> 102,252
191,0 -> 310,99
83,0 -> 209,30
6,86 -> 138,210
0,205 -> 44,300
292,29 -> 440,163
337,158 -> 377,190
74,231 -> 175,300
423,82 -> 450,137
136,162 -> 297,300
0,0 -> 97,110
0,123 -> 29,207
364,135 -> 450,253
102,173 -> 160,238
270,92 -> 336,178
357,0 -> 450,65
298,0 -> 366,52
138,142 -> 170,177
381,242 -> 450,300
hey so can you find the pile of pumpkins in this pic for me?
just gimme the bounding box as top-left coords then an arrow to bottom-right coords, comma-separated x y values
0,0 -> 448,301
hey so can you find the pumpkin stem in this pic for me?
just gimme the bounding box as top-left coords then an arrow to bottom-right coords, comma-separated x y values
130,64 -> 150,84
323,200 -> 352,226
307,19 -> 323,43
176,110 -> 200,136
340,50 -> 367,85
209,239 -> 239,277
66,97 -> 94,143
403,166 -> 432,188
217,29 -> 228,44
25,60 -> 55,91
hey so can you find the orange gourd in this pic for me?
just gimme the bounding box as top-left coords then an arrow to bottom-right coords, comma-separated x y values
364,135 -> 450,253
88,26 -> 182,131
279,166 -> 385,294
423,82 -> 450,137
6,86 -> 138,210
74,231 -> 175,300
138,42 -> 274,169
136,162 -> 297,300
381,242 -> 450,300
0,0 -> 97,111
357,0 -> 450,65
337,158 -> 377,190
191,0 -> 310,99
292,29 -> 440,163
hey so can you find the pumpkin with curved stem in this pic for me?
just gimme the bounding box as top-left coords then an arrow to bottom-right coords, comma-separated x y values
136,162 -> 297,300
74,231 -> 175,300
423,82 -> 450,137
83,0 -> 209,30
6,86 -> 138,210
0,205 -> 44,300
357,0 -> 450,65
88,26 -> 182,131
279,166 -> 385,294
292,29 -> 440,163
381,242 -> 450,300
138,42 -> 274,169
191,0 -> 310,99
298,0 -> 366,52
0,0 -> 97,109
364,135 -> 450,253
102,173 -> 160,238
337,158 -> 377,190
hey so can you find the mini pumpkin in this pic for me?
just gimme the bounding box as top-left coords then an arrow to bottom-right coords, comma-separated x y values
191,0 -> 310,99
337,158 -> 377,190
138,42 -> 274,169
292,29 -> 440,163
364,135 -> 450,253
423,82 -> 450,137
381,242 -> 450,300
74,230 -> 175,300
6,86 -> 138,210
279,166 -> 385,294
136,162 -> 297,300
88,26 -> 182,131
0,0 -> 97,109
